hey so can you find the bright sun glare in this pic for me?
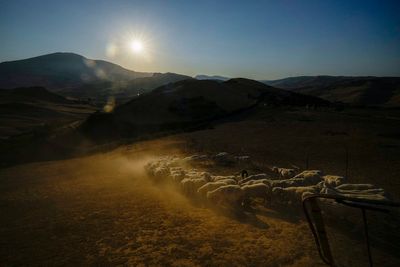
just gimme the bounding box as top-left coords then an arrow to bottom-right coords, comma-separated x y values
130,39 -> 143,53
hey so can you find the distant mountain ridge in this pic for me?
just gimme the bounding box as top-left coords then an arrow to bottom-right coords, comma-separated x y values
0,52 -> 152,90
261,76 -> 363,89
262,76 -> 400,107
2,54 -> 399,107
0,53 -> 191,102
195,74 -> 230,81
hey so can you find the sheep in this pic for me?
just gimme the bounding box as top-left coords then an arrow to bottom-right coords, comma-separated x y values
213,152 -> 234,165
292,170 -> 323,184
272,167 -> 297,179
169,169 -> 186,183
272,186 -> 319,205
215,152 -> 229,158
234,156 -> 251,163
152,166 -> 170,181
212,175 -> 236,182
197,182 -> 228,198
144,161 -> 159,176
198,155 -> 208,161
320,186 -> 389,201
336,183 -> 376,191
182,154 -> 208,163
207,185 -> 244,207
239,173 -> 269,184
180,178 -> 208,196
334,184 -> 387,198
323,175 -> 346,187
319,186 -> 338,195
165,157 -> 181,167
268,178 -> 317,188
240,179 -> 269,186
216,178 -> 237,185
341,193 -> 388,201
186,171 -> 212,182
338,188 -> 386,195
241,183 -> 271,206
145,157 -> 181,179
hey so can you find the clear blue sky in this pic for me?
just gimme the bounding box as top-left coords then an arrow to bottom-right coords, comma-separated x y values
1,0 -> 399,79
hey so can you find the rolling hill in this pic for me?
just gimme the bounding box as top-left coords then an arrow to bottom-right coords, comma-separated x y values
60,72 -> 192,103
81,78 -> 329,141
195,74 -> 230,81
0,53 -> 191,103
263,76 -> 400,107
0,87 -> 96,139
0,52 -> 152,90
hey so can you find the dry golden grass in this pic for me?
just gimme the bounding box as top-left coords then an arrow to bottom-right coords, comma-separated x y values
0,139 -> 324,266
3,107 -> 398,266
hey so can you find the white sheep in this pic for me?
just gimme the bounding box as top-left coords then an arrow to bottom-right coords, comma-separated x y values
336,183 -> 376,191
215,152 -> 229,158
268,178 -> 317,188
335,184 -> 387,197
272,186 -> 319,205
272,167 -> 297,179
165,157 -> 181,167
323,175 -> 346,187
182,154 -> 208,163
197,182 -> 228,198
241,183 -> 271,206
212,175 -> 236,182
320,185 -> 389,201
169,168 -> 186,183
186,171 -> 212,182
144,161 -> 158,176
213,152 -> 233,165
234,156 -> 251,162
180,178 -> 208,196
293,170 -> 323,184
207,185 -> 244,207
216,178 -> 237,185
152,166 -> 170,180
240,179 -> 269,186
239,173 -> 269,184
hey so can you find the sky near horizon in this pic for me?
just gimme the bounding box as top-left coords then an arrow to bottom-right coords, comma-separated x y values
0,0 -> 399,79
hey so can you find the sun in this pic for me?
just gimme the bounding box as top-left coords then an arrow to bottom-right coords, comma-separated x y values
130,39 -> 144,53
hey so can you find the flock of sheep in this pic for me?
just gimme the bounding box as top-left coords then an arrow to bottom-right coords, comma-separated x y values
144,152 -> 390,210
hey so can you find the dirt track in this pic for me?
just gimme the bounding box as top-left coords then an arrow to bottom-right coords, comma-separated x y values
0,140 -> 323,266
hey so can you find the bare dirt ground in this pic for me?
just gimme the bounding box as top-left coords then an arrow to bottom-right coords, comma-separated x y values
0,139 -> 324,266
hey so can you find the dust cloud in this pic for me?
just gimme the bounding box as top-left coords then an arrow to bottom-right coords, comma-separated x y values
0,139 -> 322,266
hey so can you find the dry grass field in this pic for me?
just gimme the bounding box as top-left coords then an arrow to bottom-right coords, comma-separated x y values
1,107 -> 399,266
0,139 -> 324,266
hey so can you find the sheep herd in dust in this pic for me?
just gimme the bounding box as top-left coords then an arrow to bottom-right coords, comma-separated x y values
144,152 -> 390,210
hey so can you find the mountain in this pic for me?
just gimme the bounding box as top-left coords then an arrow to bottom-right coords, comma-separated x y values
0,52 -> 152,90
262,76 -> 400,107
124,72 -> 192,96
0,53 -> 192,103
261,76 -> 362,89
81,78 -> 329,141
0,86 -> 96,138
195,74 -> 230,81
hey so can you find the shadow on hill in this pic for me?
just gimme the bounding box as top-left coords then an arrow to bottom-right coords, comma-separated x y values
0,79 -> 331,168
